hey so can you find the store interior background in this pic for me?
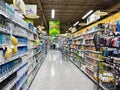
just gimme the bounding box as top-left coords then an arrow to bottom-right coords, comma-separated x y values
0,0 -> 120,90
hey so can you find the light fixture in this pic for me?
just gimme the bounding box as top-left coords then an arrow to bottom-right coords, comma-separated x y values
69,27 -> 72,30
25,14 -> 40,19
71,27 -> 77,33
73,21 -> 79,26
51,9 -> 55,19
94,11 -> 108,16
37,25 -> 45,31
82,10 -> 93,19
79,23 -> 87,26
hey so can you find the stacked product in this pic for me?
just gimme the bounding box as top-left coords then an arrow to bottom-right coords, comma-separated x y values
62,12 -> 120,90
0,0 -> 47,90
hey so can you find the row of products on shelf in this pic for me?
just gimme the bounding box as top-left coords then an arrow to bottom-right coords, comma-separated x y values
0,14 -> 36,38
0,48 -> 44,90
0,58 -> 21,78
0,0 -> 37,32
65,22 -> 120,89
0,32 -> 42,60
0,34 -> 28,45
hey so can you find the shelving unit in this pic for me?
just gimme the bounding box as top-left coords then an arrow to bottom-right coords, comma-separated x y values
0,1 -> 47,90
62,12 -> 120,90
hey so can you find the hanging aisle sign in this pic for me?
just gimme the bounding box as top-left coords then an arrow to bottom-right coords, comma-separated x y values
87,11 -> 100,25
25,5 -> 37,15
25,5 -> 39,19
13,0 -> 25,14
49,20 -> 60,36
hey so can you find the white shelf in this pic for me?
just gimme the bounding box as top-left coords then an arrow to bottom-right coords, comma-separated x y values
85,60 -> 93,65
69,58 -> 97,83
0,44 -> 27,48
0,27 -> 28,38
16,76 -> 28,90
74,29 -> 104,38
0,64 -> 21,83
85,55 -> 103,62
74,37 -> 84,40
0,52 -> 28,66
18,44 -> 27,47
75,44 -> 94,46
84,44 -> 94,46
5,68 -> 28,90
100,83 -> 108,90
28,46 -> 36,50
81,29 -> 104,36
28,60 -> 41,77
27,50 -> 42,60
86,67 -> 94,73
85,50 -> 101,54
34,50 -> 42,56
0,9 -> 37,35
21,59 -> 42,90
28,38 -> 35,42
0,9 -> 9,19
85,37 -> 94,40
77,50 -> 85,52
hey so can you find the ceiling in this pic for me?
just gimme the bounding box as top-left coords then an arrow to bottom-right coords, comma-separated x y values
5,0 -> 120,34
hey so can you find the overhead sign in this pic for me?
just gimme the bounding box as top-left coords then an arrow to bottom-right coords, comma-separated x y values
49,20 -> 60,36
13,0 -> 25,14
26,5 -> 37,15
87,12 -> 100,25
25,5 -> 40,19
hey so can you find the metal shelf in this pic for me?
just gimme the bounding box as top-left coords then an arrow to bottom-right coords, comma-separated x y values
28,39 -> 35,42
69,57 -> 97,83
0,53 -> 28,66
85,50 -> 101,54
0,28 -> 28,38
26,58 -> 44,90
67,55 -> 108,90
81,29 -> 104,36
85,37 -> 94,40
28,61 -> 40,77
0,9 -> 37,35
0,62 -> 27,83
85,55 -> 103,62
16,76 -> 28,90
74,29 -> 104,38
5,67 -> 28,90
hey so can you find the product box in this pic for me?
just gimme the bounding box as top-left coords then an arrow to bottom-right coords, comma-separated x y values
0,34 -> 11,45
0,0 -> 6,11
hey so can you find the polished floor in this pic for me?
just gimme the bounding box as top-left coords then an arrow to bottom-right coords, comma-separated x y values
29,50 -> 95,90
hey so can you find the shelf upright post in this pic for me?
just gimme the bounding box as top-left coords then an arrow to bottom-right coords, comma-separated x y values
97,61 -> 100,90
113,66 -> 116,90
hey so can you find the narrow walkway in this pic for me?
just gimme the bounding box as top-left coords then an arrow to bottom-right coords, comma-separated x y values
29,50 -> 95,90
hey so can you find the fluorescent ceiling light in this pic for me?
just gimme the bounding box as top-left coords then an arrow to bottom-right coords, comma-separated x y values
69,27 -> 72,30
82,10 -> 93,19
51,9 -> 55,19
73,21 -> 79,26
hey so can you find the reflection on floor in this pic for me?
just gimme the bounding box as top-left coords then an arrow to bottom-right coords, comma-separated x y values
29,50 -> 95,90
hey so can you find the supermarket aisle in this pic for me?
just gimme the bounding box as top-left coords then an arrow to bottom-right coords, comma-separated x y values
29,50 -> 95,90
